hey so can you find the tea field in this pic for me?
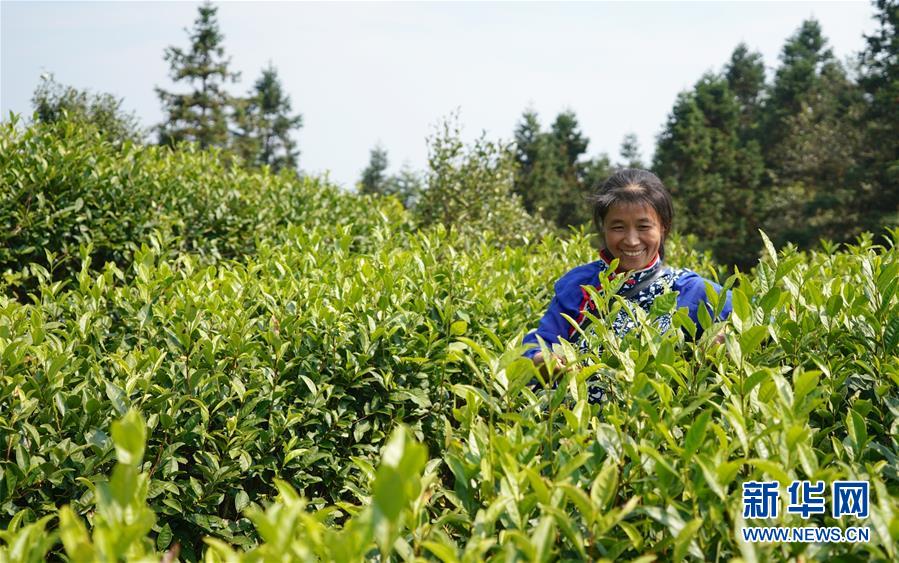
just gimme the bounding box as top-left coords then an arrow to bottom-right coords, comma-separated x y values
1,121 -> 898,561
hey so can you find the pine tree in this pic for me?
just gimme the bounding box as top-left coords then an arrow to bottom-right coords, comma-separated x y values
617,133 -> 644,169
858,0 -> 899,230
360,145 -> 390,195
655,74 -> 764,268
724,43 -> 766,136
156,1 -> 238,149
512,109 -> 594,230
383,166 -> 424,210
512,109 -> 547,214
550,111 -> 589,172
762,19 -> 866,246
234,64 -> 302,172
762,20 -> 834,153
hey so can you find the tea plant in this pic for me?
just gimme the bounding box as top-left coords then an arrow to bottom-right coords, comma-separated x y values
1,118 -> 897,560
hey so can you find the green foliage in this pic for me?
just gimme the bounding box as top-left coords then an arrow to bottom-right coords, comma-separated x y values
724,43 -> 766,130
156,1 -> 239,149
0,117 -> 407,295
761,19 -> 867,249
858,0 -> 899,231
653,16 -> 899,268
617,133 -> 644,170
232,63 -> 302,173
31,74 -> 145,145
359,144 -> 390,196
512,109 -> 605,230
416,113 -> 549,245
359,146 -> 423,210
2,141 -> 898,559
654,73 -> 765,270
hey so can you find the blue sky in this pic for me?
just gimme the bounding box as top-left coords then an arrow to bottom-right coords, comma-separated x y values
1,1 -> 878,189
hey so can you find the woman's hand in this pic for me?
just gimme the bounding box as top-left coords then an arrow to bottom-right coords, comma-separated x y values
532,351 -> 568,377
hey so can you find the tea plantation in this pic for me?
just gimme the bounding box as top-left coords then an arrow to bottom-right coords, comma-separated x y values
2,121 -> 898,561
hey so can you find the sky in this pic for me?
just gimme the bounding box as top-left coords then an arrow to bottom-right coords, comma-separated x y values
1,1 -> 879,190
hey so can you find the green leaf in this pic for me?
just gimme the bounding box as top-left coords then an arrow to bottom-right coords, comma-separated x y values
156,522 -> 173,551
742,369 -> 770,395
759,230 -> 778,266
110,409 -> 146,466
235,489 -> 250,513
590,462 -> 619,510
105,381 -> 128,415
58,506 -> 95,562
450,320 -> 468,336
299,375 -> 317,396
372,426 -> 426,522
697,300 -> 712,332
884,316 -> 899,354
683,409 -> 711,461
732,288 -> 751,332
673,518 -> 703,561
847,409 -> 867,454
739,325 -> 767,357
421,540 -> 460,563
792,371 -> 820,404
531,515 -> 556,563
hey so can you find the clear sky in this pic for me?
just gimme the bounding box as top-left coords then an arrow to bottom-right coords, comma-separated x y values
1,1 -> 878,190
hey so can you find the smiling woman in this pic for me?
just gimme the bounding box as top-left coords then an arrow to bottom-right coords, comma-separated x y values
523,168 -> 733,403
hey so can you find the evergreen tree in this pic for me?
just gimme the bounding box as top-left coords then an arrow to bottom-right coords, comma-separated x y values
582,154 -> 613,196
550,111 -> 589,171
233,64 -> 302,172
763,19 -> 866,246
512,109 -> 593,229
724,43 -> 766,135
655,74 -> 764,268
858,0 -> 899,230
617,133 -> 644,169
512,110 -> 548,215
156,1 -> 238,149
762,20 -> 834,153
359,144 -> 390,195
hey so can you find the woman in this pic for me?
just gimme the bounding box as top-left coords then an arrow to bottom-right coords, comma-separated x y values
523,169 -> 732,404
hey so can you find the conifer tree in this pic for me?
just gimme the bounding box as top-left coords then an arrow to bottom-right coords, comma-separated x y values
762,20 -> 834,153
156,1 -> 238,149
617,133 -> 644,169
763,19 -> 865,246
512,109 -> 593,229
724,44 -> 766,136
858,0 -> 899,230
383,166 -> 424,210
512,110 -> 548,215
655,74 -> 764,268
360,145 -> 390,195
233,64 -> 302,172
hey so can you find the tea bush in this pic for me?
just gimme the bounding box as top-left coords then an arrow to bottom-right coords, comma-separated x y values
0,117 -> 411,295
1,119 -> 897,561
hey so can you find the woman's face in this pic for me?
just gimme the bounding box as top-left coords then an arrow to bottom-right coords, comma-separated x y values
602,203 -> 665,271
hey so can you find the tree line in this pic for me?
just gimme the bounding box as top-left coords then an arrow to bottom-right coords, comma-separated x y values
362,1 -> 898,269
28,1 -> 898,268
33,2 -> 302,174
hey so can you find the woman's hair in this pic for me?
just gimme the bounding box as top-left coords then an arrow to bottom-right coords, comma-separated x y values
590,168 -> 674,258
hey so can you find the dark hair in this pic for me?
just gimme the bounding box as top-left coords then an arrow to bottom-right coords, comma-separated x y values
590,168 -> 674,258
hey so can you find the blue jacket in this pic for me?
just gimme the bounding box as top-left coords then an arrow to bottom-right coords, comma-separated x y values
523,257 -> 732,358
